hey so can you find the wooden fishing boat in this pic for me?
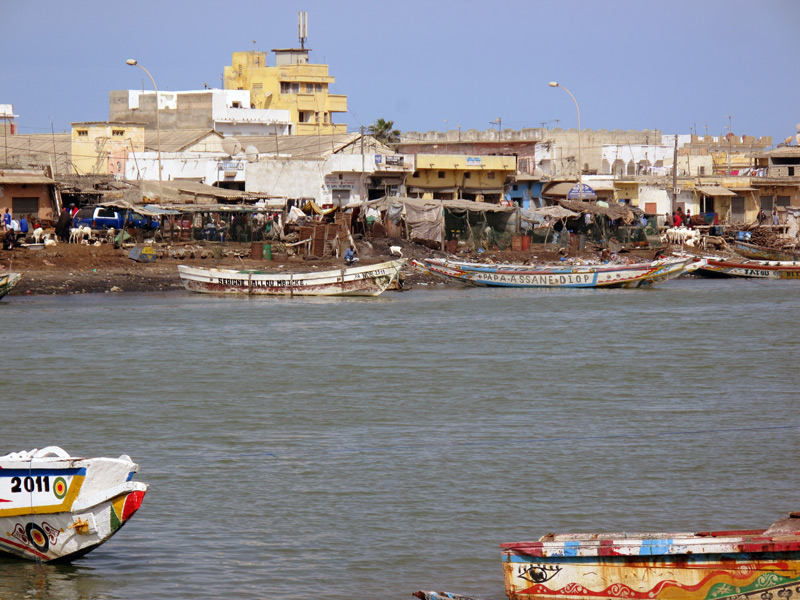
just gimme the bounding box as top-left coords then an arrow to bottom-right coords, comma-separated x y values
502,511 -> 800,600
695,256 -> 800,279
0,272 -> 21,300
411,257 -> 699,289
733,240 -> 800,262
0,446 -> 148,561
177,259 -> 406,297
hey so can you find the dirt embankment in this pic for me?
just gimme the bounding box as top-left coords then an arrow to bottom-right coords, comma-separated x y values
0,237 -> 662,296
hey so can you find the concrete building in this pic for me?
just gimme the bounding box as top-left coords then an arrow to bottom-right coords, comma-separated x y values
71,122 -> 145,176
223,48 -> 347,136
244,133 -> 409,207
0,167 -> 59,223
405,154 -> 516,202
109,89 -> 291,136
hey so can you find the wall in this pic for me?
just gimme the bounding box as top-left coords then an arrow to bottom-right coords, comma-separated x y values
246,158 -> 325,201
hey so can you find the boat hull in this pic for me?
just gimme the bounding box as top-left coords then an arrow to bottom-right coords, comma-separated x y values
412,258 -> 696,289
0,448 -> 147,561
177,259 -> 406,297
696,259 -> 800,279
733,241 -> 800,262
503,550 -> 800,600
0,273 -> 21,299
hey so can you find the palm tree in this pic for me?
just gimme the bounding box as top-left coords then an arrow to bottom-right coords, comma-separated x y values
368,119 -> 401,144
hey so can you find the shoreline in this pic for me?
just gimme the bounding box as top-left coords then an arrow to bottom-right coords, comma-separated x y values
1,240 -> 665,297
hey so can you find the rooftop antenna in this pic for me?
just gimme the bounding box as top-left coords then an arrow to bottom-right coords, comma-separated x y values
298,11 -> 308,49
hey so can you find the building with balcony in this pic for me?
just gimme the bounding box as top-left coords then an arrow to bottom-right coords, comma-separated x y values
224,48 -> 347,136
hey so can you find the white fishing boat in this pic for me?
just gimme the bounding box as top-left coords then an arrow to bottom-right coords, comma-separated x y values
0,447 -> 148,561
177,259 -> 406,297
0,272 -> 21,300
411,257 -> 698,289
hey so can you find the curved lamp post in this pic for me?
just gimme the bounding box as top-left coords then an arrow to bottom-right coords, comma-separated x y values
127,59 -> 163,201
549,81 -> 582,200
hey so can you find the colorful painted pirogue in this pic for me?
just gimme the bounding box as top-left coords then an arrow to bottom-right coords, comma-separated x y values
0,272 -> 21,300
412,257 -> 699,289
695,257 -> 800,279
0,447 -> 148,561
733,241 -> 800,262
177,259 -> 406,297
502,511 -> 800,600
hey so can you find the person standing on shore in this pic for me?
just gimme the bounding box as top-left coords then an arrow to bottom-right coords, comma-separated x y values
55,207 -> 72,242
772,209 -> 780,229
2,208 -> 10,230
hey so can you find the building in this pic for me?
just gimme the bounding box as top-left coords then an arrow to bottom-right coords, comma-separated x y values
223,48 -> 347,136
71,122 -> 145,176
244,133 -> 409,207
109,89 -> 291,136
405,154 -> 516,202
0,167 -> 59,224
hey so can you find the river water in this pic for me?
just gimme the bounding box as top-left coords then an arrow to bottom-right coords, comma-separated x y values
1,278 -> 798,600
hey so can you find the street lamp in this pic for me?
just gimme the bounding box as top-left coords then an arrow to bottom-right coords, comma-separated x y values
127,59 -> 163,201
549,81 -> 582,200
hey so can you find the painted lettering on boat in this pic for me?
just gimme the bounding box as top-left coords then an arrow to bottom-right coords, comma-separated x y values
216,278 -> 305,288
482,273 -> 595,285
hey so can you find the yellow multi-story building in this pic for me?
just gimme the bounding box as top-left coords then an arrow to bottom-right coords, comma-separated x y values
224,48 -> 347,136
71,122 -> 145,176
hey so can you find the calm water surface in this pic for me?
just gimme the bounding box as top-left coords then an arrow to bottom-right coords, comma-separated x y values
1,278 -> 799,600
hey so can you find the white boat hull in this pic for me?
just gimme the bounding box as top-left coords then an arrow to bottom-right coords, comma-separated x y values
177,259 -> 406,297
0,447 -> 147,561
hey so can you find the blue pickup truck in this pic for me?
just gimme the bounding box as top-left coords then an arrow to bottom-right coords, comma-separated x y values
72,207 -> 159,231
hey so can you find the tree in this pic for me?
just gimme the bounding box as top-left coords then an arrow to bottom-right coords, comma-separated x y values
368,119 -> 401,144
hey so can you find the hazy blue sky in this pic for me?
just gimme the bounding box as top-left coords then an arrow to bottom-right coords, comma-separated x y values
3,0 -> 798,144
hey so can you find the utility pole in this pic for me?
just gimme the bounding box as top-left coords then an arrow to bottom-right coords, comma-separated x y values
671,135 -> 678,214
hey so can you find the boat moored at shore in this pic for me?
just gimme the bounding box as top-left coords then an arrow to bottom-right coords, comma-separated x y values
502,512 -> 800,600
177,259 -> 406,297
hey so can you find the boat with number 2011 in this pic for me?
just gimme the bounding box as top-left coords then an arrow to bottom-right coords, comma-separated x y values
412,257 -> 698,289
177,259 -> 406,297
502,511 -> 800,600
0,447 -> 148,561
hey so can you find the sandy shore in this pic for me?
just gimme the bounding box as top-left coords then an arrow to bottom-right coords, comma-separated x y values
1,239 -> 661,297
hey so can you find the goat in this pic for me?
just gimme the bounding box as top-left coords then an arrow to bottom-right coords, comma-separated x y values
389,245 -> 403,257
32,227 -> 45,243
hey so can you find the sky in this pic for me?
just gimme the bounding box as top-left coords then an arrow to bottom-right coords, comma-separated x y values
3,0 -> 799,145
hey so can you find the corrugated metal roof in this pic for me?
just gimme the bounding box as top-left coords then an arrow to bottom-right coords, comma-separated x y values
0,173 -> 56,184
695,186 -> 736,196
234,133 -> 394,158
3,133 -> 72,173
144,129 -> 222,152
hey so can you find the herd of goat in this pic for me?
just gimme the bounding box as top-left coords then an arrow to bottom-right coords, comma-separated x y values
31,226 -> 116,246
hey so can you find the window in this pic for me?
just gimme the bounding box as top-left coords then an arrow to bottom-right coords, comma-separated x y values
412,171 -> 420,178
438,171 -> 445,179
280,82 -> 300,94
253,83 -> 262,94
112,129 -> 124,137
699,166 -> 706,175
237,64 -> 243,76
77,130 -> 88,137
488,172 -> 495,179
316,84 -> 322,92
305,83 -> 313,93
760,196 -> 774,211
464,172 -> 471,179
789,167 -> 795,176
231,101 -> 242,108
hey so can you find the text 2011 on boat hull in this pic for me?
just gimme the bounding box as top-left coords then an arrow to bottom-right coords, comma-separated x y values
0,447 -> 147,561
178,259 -> 406,297
502,511 -> 800,599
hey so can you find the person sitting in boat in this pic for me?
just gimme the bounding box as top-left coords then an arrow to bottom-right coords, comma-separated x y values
344,245 -> 359,266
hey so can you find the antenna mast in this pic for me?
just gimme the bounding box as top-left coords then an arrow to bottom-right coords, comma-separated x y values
298,11 -> 308,49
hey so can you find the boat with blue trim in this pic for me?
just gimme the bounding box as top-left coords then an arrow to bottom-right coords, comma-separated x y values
0,446 -> 147,561
411,257 -> 699,289
502,511 -> 800,599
